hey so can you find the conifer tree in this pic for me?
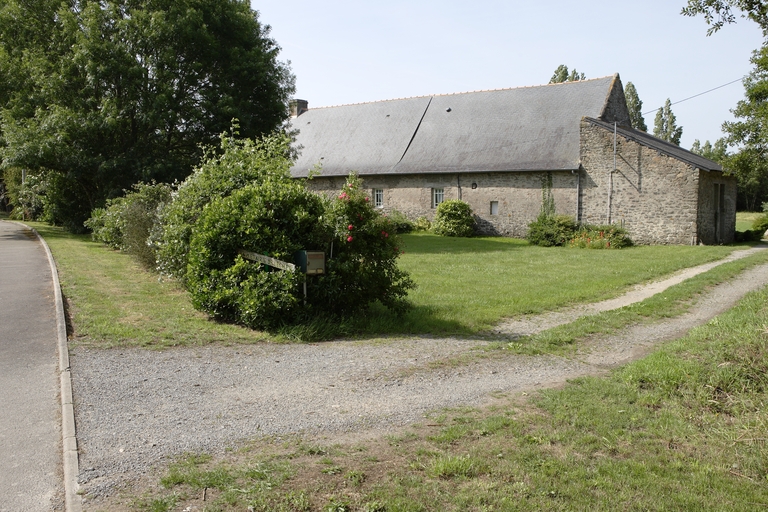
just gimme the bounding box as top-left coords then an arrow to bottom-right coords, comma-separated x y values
624,82 -> 647,131
653,99 -> 683,145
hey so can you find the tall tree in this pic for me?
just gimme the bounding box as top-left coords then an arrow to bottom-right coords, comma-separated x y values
549,65 -> 586,84
624,82 -> 647,131
0,0 -> 295,231
722,44 -> 768,209
681,0 -> 768,35
653,99 -> 684,145
691,138 -> 728,161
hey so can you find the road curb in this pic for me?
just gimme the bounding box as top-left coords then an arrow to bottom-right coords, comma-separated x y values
24,223 -> 83,512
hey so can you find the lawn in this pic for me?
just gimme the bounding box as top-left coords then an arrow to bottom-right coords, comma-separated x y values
737,211 -> 765,232
30,222 -> 750,345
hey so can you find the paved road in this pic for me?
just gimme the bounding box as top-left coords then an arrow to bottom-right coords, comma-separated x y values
0,221 -> 61,511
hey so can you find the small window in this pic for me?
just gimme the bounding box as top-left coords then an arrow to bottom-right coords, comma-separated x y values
373,189 -> 384,208
490,201 -> 499,215
432,188 -> 444,208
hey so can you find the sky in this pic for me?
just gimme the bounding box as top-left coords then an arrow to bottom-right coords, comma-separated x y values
252,0 -> 764,150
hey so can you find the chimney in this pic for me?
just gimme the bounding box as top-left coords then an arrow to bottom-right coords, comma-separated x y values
290,99 -> 309,117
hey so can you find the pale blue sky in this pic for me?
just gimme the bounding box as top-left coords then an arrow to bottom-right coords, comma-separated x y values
253,1 -> 763,149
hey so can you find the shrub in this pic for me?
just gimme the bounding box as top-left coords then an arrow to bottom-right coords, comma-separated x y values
735,229 -> 765,242
155,131 -> 295,283
413,216 -> 432,232
6,170 -> 47,221
186,181 -> 327,329
86,182 -> 173,266
526,214 -> 577,247
314,174 -> 415,317
386,209 -> 414,234
751,214 -> 768,235
569,224 -> 633,249
433,200 -> 475,237
185,170 -> 415,332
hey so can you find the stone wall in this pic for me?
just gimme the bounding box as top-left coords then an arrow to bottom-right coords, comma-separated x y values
579,120 -> 730,244
306,171 -> 578,238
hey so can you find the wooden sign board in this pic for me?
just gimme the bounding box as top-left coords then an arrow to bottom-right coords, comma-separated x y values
238,250 -> 296,272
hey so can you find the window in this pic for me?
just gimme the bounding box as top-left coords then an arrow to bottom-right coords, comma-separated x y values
431,188 -> 444,208
490,201 -> 499,215
373,189 -> 384,208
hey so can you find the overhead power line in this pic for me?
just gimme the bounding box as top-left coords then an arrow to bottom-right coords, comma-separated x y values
642,76 -> 746,115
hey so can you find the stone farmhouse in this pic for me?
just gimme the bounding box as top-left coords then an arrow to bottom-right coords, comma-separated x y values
289,74 -> 735,245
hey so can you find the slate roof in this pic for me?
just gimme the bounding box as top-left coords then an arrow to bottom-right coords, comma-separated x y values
290,75 -> 620,177
584,118 -> 723,172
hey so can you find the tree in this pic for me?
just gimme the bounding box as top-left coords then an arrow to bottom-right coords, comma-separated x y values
721,44 -> 768,209
681,0 -> 768,35
0,0 -> 295,231
653,99 -> 684,145
624,82 -> 648,131
549,65 -> 586,83
690,138 -> 728,161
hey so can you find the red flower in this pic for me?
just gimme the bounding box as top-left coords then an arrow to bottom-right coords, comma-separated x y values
347,236 -> 353,242
348,224 -> 354,231
365,197 -> 370,202
382,231 -> 389,238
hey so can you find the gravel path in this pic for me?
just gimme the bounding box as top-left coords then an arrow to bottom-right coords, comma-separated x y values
70,247 -> 768,501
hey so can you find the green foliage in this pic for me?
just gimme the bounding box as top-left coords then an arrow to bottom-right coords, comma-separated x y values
185,171 -> 415,332
186,181 -> 326,330
624,82 -> 647,132
721,44 -> 768,210
549,65 -> 586,83
0,0 -> 295,231
155,131 -> 295,283
738,212 -> 768,240
413,216 -> 432,232
386,209 -> 414,233
682,0 -> 768,36
526,214 -> 578,247
4,169 -> 47,221
85,182 -> 173,267
653,98 -> 683,145
568,225 -> 633,249
316,174 -> 415,317
433,200 -> 475,237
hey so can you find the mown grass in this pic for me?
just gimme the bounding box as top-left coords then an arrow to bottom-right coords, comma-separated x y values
119,284 -> 768,512
737,211 -> 764,232
29,222 -> 755,345
29,223 -> 271,348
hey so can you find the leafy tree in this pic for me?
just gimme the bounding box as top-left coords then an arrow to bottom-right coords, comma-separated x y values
653,99 -> 684,145
624,82 -> 648,131
681,0 -> 768,35
549,65 -> 586,83
0,0 -> 295,231
722,44 -> 768,210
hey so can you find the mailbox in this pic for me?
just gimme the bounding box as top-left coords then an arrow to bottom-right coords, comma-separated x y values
294,250 -> 325,275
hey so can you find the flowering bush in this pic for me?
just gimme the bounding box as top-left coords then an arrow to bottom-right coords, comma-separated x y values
568,225 -> 633,249
433,200 -> 475,237
310,174 -> 415,316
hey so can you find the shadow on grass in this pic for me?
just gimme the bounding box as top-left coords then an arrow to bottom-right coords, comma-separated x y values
278,302 -> 472,342
400,233 -> 528,255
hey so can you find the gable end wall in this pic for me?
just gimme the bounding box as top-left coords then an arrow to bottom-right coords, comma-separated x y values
580,120 -> 702,245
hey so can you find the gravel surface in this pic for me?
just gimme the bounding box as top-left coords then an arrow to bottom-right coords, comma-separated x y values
70,248 -> 768,502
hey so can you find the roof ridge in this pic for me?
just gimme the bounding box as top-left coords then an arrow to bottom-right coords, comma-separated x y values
303,75 -> 618,110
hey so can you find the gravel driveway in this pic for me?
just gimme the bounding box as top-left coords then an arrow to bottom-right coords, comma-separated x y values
71,248 -> 768,502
